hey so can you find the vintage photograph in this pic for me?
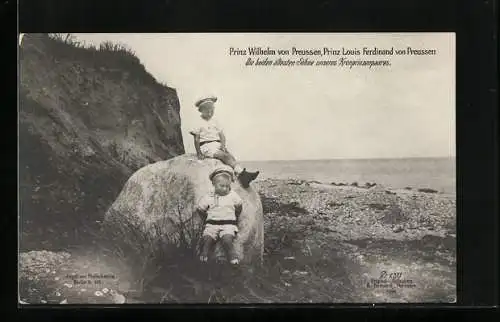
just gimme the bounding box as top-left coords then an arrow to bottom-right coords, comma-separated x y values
19,33 -> 456,304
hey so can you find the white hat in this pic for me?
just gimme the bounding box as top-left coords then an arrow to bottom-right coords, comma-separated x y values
209,165 -> 234,182
195,96 -> 217,108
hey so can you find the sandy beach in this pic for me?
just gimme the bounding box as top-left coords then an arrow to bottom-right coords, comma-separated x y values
255,178 -> 456,303
19,176 -> 455,304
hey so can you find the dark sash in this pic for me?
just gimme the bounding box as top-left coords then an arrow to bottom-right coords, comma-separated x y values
205,219 -> 237,225
200,140 -> 221,146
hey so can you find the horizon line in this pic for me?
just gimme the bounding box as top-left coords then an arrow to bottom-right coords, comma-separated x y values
239,155 -> 456,162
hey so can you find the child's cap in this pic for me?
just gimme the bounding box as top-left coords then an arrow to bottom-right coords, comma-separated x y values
209,166 -> 234,182
195,96 -> 217,108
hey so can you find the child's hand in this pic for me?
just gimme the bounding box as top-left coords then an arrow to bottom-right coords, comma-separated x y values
197,153 -> 205,160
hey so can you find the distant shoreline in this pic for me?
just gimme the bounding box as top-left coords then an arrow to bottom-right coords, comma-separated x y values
240,156 -> 456,163
254,177 -> 456,196
240,157 -> 455,195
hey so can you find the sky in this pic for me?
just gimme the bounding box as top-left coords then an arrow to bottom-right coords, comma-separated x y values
73,33 -> 455,161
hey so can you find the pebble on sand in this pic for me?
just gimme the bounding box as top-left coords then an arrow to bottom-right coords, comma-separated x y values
393,226 -> 404,233
294,271 -> 309,276
112,293 -> 126,304
418,188 -> 438,193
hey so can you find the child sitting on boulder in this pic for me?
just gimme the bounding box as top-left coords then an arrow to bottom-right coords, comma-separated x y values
196,166 -> 243,265
190,95 -> 259,188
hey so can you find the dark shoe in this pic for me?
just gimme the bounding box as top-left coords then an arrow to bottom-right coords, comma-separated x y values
237,169 -> 251,188
238,169 -> 259,188
249,170 -> 259,181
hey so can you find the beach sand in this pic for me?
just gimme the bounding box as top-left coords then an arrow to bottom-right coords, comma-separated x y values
255,178 -> 456,303
19,177 -> 456,304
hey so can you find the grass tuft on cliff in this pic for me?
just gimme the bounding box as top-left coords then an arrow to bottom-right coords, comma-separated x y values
43,33 -> 167,92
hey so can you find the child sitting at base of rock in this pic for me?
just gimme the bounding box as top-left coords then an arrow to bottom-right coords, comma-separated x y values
190,95 -> 259,188
196,167 -> 243,265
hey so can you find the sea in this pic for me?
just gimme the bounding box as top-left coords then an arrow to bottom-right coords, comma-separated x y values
241,157 -> 456,195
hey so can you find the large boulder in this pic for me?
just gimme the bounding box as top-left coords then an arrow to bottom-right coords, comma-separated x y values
103,154 -> 264,266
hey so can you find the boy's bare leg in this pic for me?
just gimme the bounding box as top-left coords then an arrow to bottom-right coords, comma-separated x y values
200,235 -> 215,262
220,234 -> 239,265
213,150 -> 239,170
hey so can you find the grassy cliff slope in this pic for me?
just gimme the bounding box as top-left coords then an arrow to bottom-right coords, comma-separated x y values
19,34 -> 184,251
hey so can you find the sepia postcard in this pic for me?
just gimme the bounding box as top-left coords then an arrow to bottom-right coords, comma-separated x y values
18,32 -> 456,304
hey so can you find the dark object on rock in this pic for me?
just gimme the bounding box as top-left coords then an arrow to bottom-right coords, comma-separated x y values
385,190 -> 396,195
238,169 -> 259,188
404,187 -> 413,190
368,203 -> 387,211
418,188 -> 439,193
351,182 -> 359,187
